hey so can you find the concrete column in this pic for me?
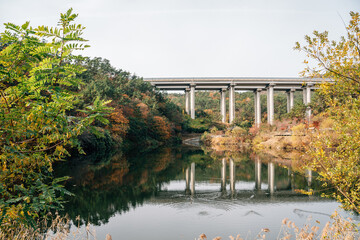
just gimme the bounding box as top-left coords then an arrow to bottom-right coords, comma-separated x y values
267,88 -> 270,120
302,86 -> 307,104
254,90 -> 257,126
286,88 -> 295,113
290,88 -> 295,111
306,84 -> 311,105
190,162 -> 195,195
286,91 -> 290,113
190,84 -> 196,119
229,84 -> 235,123
268,162 -> 275,194
255,88 -> 262,127
267,83 -> 275,125
229,158 -> 235,193
220,89 -> 227,123
221,158 -> 226,191
255,156 -> 261,190
185,88 -> 190,115
306,84 -> 312,122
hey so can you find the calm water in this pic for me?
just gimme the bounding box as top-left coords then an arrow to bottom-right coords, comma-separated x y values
56,145 -> 354,239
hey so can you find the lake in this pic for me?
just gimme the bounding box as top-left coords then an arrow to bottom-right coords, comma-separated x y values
55,144 -> 354,239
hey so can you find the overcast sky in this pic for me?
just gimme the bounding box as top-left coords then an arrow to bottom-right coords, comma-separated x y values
1,0 -> 359,78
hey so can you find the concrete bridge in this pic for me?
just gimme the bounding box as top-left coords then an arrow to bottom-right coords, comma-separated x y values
144,77 -> 330,125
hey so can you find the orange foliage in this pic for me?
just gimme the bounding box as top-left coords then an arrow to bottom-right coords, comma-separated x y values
152,116 -> 171,140
204,109 -> 213,115
137,102 -> 150,118
108,108 -> 129,137
153,148 -> 172,172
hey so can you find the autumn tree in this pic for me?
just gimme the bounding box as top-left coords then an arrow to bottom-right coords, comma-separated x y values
0,9 -> 111,226
295,12 -> 360,213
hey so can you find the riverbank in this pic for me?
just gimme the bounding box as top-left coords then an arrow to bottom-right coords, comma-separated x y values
200,119 -> 332,152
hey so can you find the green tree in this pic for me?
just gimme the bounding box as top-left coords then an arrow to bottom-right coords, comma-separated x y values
0,9 -> 110,226
295,12 -> 360,213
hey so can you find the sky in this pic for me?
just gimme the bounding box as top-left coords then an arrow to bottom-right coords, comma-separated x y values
0,0 -> 359,78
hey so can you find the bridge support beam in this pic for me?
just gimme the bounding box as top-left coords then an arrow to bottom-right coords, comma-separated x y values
220,88 -> 227,123
267,83 -> 275,125
303,84 -> 312,122
229,84 -> 235,123
286,88 -> 295,113
254,88 -> 262,127
302,86 -> 307,104
286,91 -> 290,113
185,88 -> 190,115
190,84 -> 196,119
306,84 -> 312,122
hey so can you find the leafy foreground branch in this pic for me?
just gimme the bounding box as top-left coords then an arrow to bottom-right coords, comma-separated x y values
295,11 -> 360,213
0,9 -> 111,227
197,212 -> 359,240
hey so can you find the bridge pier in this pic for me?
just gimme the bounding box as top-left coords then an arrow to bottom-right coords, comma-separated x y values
220,88 -> 227,123
306,84 -> 312,122
254,88 -> 262,127
146,77 -> 325,124
286,88 -> 295,113
267,83 -> 275,125
190,84 -> 196,119
185,88 -> 190,115
302,84 -> 312,122
229,84 -> 235,123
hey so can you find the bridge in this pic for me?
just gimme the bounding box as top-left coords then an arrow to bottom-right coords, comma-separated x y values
144,77 -> 330,125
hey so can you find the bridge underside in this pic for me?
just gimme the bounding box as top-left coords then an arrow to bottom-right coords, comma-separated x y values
144,77 -> 330,125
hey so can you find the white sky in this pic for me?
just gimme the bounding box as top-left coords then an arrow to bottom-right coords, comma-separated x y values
1,0 -> 359,78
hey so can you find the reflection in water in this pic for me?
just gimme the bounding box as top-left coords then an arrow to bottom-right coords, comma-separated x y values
185,167 -> 190,194
55,146 -> 341,240
221,158 -> 226,192
190,162 -> 195,195
268,161 -> 275,194
255,156 -> 261,190
306,169 -> 312,188
229,158 -> 235,195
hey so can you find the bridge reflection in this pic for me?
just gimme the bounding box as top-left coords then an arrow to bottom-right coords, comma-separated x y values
183,155 -> 313,197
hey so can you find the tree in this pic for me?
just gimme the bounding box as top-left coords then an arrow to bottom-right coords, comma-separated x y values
295,12 -> 360,213
0,9 -> 110,226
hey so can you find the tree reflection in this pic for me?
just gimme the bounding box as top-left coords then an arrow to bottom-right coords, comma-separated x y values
56,147 -> 326,227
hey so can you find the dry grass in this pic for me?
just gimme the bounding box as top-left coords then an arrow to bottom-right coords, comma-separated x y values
197,211 -> 359,240
0,214 -> 112,240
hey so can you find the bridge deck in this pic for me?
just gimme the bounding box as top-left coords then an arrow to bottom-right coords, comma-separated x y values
144,77 -> 330,90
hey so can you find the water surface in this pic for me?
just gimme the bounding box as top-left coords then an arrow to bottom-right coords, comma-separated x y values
56,146 -> 351,239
